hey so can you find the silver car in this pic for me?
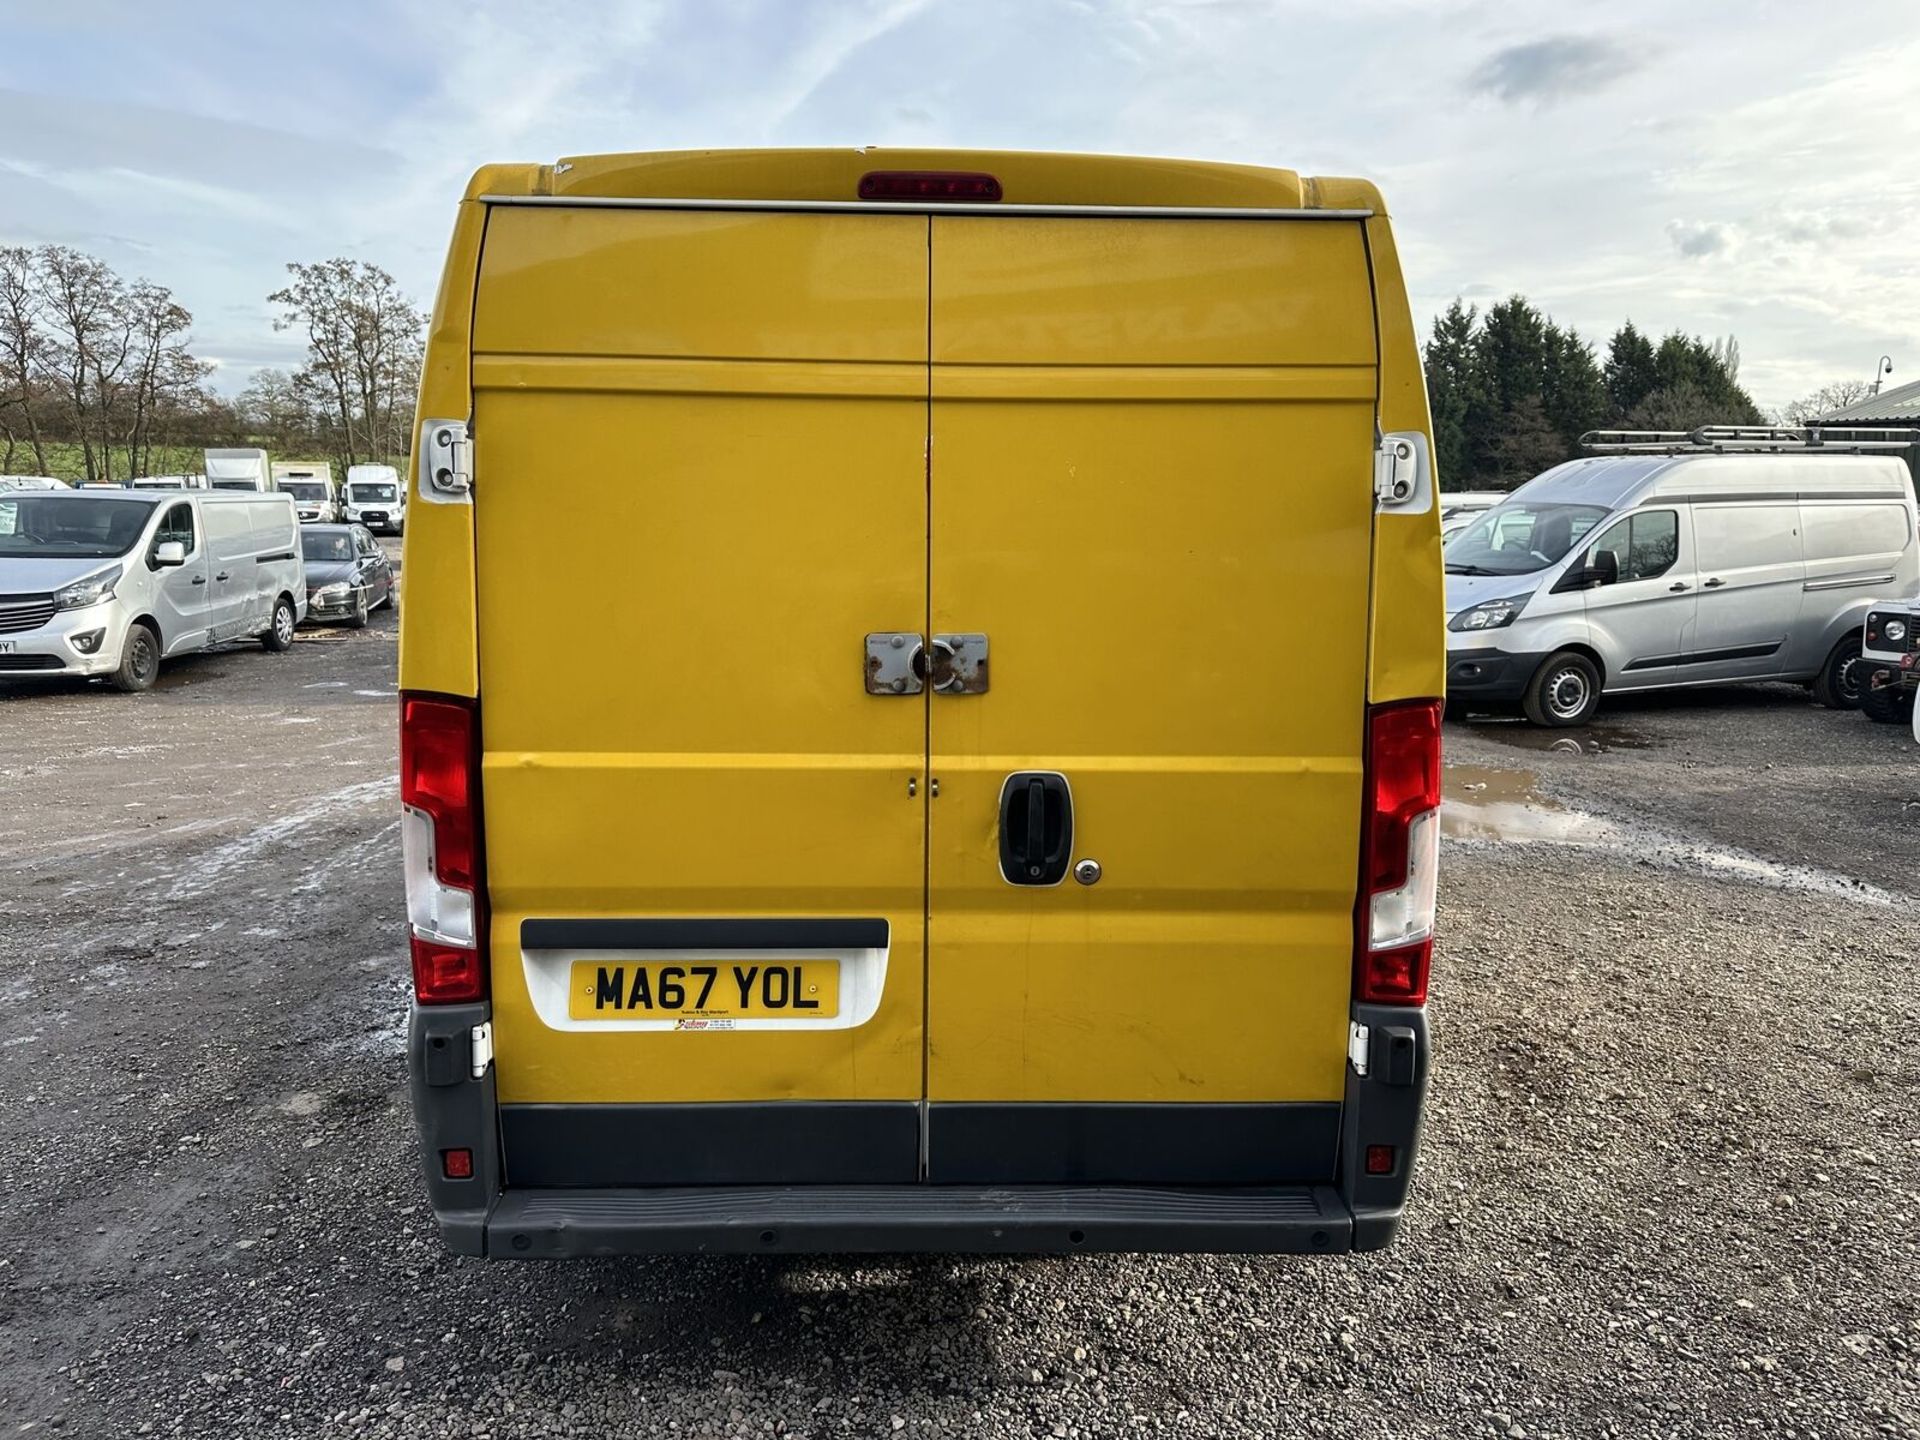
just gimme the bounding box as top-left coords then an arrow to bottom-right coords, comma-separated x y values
1444,439 -> 1918,726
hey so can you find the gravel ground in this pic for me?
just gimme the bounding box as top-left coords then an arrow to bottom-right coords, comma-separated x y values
3,615 -> 1918,1439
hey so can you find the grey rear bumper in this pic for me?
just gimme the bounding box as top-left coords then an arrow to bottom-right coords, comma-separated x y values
486,1183 -> 1353,1256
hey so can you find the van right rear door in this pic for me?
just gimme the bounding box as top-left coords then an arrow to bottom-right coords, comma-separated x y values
922,214 -> 1380,1184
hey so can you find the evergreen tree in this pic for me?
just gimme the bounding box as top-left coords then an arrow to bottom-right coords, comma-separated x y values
1423,301 -> 1481,490
1604,322 -> 1659,417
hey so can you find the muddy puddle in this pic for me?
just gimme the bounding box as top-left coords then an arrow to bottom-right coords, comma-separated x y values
1461,720 -> 1658,755
1443,763 -> 1902,906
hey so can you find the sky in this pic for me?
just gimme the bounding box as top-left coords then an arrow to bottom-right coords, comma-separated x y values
3,0 -> 1917,413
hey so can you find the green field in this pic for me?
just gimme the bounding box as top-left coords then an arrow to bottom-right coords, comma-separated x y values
10,442 -> 383,485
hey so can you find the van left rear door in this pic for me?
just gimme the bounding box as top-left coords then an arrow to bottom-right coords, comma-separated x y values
470,205 -> 931,1187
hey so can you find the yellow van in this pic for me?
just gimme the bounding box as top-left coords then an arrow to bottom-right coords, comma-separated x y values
399,149 -> 1444,1258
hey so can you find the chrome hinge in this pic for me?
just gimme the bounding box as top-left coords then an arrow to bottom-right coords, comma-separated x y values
1348,1021 -> 1370,1077
420,419 -> 473,503
470,1021 -> 493,1079
1374,431 -> 1432,513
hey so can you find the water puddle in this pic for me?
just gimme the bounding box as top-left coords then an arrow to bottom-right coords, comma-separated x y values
1442,764 -> 1902,907
1464,720 -> 1658,755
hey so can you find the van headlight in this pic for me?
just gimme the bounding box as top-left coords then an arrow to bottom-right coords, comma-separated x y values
1448,594 -> 1530,632
52,565 -> 123,611
1887,619 -> 1909,643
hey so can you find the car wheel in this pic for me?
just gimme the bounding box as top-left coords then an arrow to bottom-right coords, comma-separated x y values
347,593 -> 369,629
263,596 -> 297,652
1861,677 -> 1914,725
1812,635 -> 1865,710
110,622 -> 161,693
1522,650 -> 1601,727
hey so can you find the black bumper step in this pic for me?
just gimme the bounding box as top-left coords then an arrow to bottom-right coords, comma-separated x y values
485,1184 -> 1352,1257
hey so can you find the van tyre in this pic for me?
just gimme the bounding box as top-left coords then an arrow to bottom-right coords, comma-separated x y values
1812,635 -> 1864,710
263,596 -> 296,652
1861,680 -> 1914,725
1523,650 -> 1601,727
110,622 -> 161,694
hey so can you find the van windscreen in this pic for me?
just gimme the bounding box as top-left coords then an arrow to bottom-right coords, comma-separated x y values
0,495 -> 158,557
281,482 -> 326,501
1445,502 -> 1608,576
352,484 -> 398,502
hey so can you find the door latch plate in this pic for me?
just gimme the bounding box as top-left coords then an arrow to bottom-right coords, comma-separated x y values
865,633 -> 925,694
931,633 -> 989,694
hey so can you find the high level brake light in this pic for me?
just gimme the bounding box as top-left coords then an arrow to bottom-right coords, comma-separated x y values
857,170 -> 1003,202
1356,699 -> 1442,1006
401,693 -> 487,1004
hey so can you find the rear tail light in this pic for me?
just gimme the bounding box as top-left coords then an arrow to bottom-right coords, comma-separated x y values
857,170 -> 1002,202
401,693 -> 487,1004
1356,699 -> 1441,1006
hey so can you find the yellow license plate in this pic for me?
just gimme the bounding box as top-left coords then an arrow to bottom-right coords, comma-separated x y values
567,960 -> 840,1021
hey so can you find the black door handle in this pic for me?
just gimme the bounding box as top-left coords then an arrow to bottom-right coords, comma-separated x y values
1668,581 -> 1690,592
998,772 -> 1073,886
1703,577 -> 1725,588
215,571 -> 231,581
191,575 -> 207,585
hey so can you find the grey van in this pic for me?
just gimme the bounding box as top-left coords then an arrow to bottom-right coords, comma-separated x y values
1444,432 -> 1918,726
0,488 -> 307,692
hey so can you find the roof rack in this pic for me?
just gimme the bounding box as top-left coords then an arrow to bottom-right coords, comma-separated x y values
1580,425 -> 1920,455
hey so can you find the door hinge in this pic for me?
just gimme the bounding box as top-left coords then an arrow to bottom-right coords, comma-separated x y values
420,419 -> 473,503
470,1021 -> 493,1079
1348,1021 -> 1370,1077
1373,431 -> 1432,513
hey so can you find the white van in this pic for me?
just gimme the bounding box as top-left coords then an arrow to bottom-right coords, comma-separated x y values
129,474 -> 207,491
273,463 -> 340,523
343,464 -> 404,534
0,475 -> 68,491
204,448 -> 273,493
1445,429 -> 1918,725
0,489 -> 306,692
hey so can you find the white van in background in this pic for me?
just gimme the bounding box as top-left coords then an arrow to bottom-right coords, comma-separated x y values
204,448 -> 273,493
0,488 -> 306,692
343,464 -> 404,534
130,474 -> 208,491
1445,428 -> 1919,725
274,462 -> 340,523
0,476 -> 68,491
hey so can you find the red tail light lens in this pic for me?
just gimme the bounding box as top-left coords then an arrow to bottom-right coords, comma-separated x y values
401,696 -> 476,889
858,170 -> 1002,202
1357,700 -> 1442,1006
411,934 -> 486,1005
401,693 -> 486,1005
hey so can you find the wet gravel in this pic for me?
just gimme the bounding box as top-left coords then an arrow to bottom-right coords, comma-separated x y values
3,630 -> 1918,1438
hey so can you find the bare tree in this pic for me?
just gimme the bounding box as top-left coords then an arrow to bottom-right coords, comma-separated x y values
1778,379 -> 1875,427
0,246 -> 51,474
269,259 -> 425,471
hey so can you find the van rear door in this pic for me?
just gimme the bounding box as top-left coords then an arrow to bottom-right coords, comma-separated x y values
470,207 -> 931,1185
921,216 -> 1379,1183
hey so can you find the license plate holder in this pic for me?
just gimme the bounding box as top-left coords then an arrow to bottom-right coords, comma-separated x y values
0,641 -> 14,655
567,959 -> 841,1022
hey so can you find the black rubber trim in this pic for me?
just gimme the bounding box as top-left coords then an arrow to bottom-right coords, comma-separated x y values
1624,640 -> 1782,672
1665,490 -> 1908,503
926,1102 -> 1339,1184
256,551 -> 296,563
520,917 -> 890,951
501,1102 -> 919,1186
485,1183 -> 1354,1256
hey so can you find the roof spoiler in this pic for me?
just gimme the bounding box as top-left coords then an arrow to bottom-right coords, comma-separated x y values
1580,425 -> 1920,455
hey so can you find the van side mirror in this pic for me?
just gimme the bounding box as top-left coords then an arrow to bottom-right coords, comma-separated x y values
153,540 -> 187,567
1590,549 -> 1620,587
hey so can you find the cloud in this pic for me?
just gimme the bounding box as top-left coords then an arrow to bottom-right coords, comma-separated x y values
1667,220 -> 1733,259
1468,35 -> 1638,105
